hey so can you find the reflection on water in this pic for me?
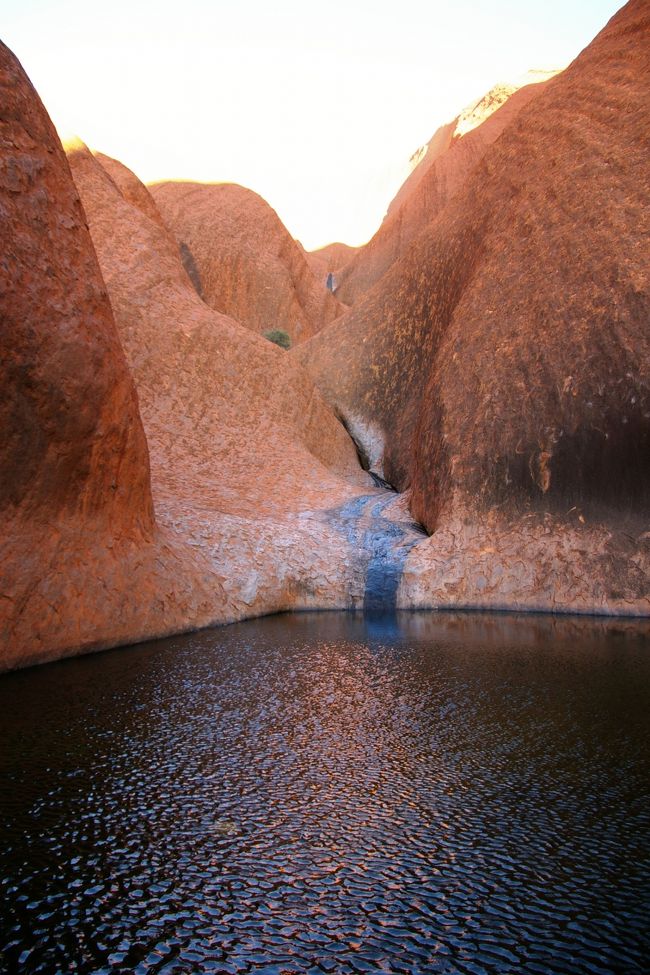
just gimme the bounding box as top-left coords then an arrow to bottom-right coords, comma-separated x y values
1,611 -> 649,974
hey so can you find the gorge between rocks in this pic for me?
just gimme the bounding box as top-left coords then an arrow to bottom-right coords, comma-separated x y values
2,1 -> 650,670
1,3 -> 649,972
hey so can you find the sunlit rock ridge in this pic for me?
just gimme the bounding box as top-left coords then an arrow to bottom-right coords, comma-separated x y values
333,71 -> 559,306
296,0 -> 650,612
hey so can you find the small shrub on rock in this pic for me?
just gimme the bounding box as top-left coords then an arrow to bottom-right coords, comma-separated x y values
263,329 -> 292,350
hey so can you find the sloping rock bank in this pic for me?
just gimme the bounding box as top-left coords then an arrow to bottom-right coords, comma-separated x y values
0,41 -> 195,669
0,40 -> 379,672
334,73 -> 556,306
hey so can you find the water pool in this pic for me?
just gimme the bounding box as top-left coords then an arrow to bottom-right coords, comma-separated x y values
1,612 -> 649,974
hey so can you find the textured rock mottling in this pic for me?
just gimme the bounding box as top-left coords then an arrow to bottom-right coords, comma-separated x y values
2,2 -> 649,672
335,75 -> 555,306
296,0 -> 650,614
151,181 -> 344,344
306,241 -> 359,293
0,41 -> 187,669
0,42 -> 374,673
64,146 -> 383,659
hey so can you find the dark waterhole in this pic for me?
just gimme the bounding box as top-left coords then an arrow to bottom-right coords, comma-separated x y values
1,612 -> 649,974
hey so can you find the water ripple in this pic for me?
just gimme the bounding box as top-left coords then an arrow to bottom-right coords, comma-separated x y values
0,612 -> 649,974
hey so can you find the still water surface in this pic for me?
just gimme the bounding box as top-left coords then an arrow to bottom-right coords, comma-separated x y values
1,612 -> 649,974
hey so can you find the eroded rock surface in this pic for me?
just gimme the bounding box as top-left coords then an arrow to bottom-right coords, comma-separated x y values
73,149 -> 366,515
335,74 -> 556,305
296,0 -> 650,615
0,41 -> 379,673
151,181 -> 344,344
2,2 -> 648,674
306,241 -> 359,293
65,146 -> 400,658
0,42 -> 175,668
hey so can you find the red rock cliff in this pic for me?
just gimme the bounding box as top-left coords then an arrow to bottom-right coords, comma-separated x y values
0,50 -> 153,538
0,42 -> 185,668
335,75 -> 555,305
297,0 -> 650,535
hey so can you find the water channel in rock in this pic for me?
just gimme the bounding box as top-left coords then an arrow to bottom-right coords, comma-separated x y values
1,611 -> 649,974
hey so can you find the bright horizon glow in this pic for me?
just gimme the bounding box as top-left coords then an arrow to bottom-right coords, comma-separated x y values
3,0 -> 623,250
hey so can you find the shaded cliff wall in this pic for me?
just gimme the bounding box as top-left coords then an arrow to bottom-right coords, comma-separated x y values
297,0 -> 650,533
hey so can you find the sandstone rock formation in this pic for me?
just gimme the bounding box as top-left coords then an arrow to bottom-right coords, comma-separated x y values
0,42 -> 204,669
72,149 -> 366,513
0,40 -> 376,672
296,0 -> 650,614
2,1 -> 648,675
387,73 -> 557,220
150,181 -> 344,344
335,73 -> 556,305
94,150 -> 168,229
66,146 -> 395,655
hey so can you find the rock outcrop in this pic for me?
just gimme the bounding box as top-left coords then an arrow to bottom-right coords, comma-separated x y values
72,150 -> 366,514
150,181 -> 344,344
0,42 -> 194,669
335,73 -> 556,305
0,41 -> 376,672
94,150 -> 168,229
386,73 -> 557,221
65,146 -> 398,659
296,0 -> 650,614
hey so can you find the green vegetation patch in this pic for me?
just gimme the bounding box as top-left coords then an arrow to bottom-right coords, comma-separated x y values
263,329 -> 292,350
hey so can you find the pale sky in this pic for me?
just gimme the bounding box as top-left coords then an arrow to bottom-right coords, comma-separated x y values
3,0 -> 623,249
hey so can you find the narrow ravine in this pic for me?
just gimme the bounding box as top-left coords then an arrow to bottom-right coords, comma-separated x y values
323,490 -> 428,615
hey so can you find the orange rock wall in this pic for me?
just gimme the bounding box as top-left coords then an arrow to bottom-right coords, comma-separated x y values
151,181 -> 344,344
335,80 -> 553,306
0,46 -> 153,538
298,0 -> 649,533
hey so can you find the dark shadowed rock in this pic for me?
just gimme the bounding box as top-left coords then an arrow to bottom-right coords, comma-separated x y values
178,240 -> 203,297
0,87 -> 152,537
0,44 -> 190,668
150,181 -> 344,343
296,0 -> 650,614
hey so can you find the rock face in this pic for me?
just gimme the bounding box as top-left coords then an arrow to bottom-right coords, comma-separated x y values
0,63 -> 152,538
0,41 -> 166,668
296,0 -> 650,614
308,241 -> 358,271
335,74 -> 555,305
71,150 -> 366,515
94,150 -> 168,229
65,146 -> 396,660
2,2 -> 648,674
387,73 -> 557,222
0,41 -> 375,673
306,241 -> 359,293
150,181 -> 344,344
